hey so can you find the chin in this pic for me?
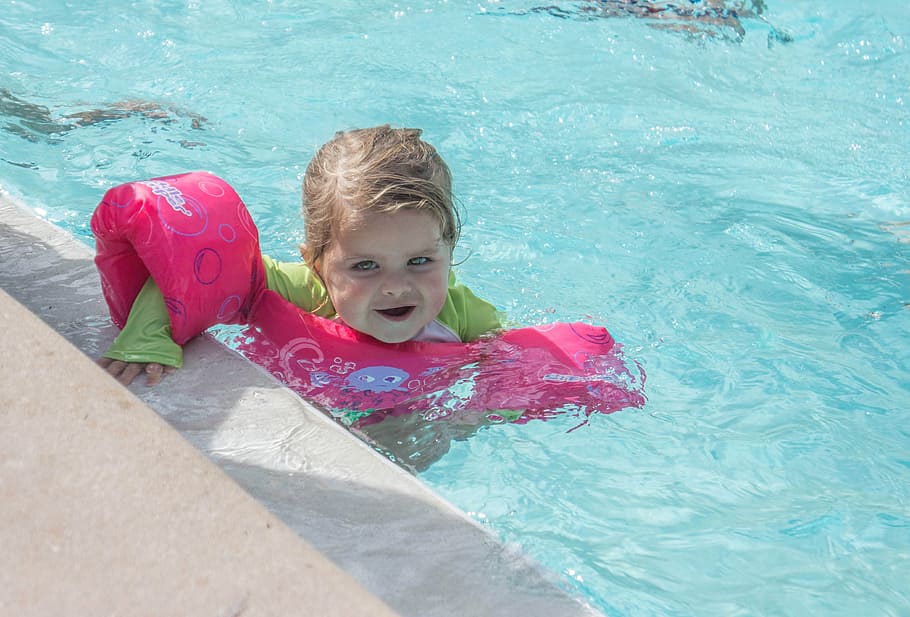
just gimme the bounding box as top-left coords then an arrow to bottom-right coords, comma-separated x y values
372,331 -> 415,344
368,322 -> 424,344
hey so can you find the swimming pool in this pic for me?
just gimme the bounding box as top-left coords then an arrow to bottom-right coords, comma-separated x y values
2,1 -> 908,614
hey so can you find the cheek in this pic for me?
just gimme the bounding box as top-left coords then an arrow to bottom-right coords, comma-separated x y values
427,271 -> 450,308
324,272 -> 372,310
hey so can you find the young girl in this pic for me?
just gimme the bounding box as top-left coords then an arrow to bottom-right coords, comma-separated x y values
98,126 -> 503,385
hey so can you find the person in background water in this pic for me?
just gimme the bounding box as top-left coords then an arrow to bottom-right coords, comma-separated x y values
97,125 -> 504,386
0,87 -> 205,143
522,0 -> 789,42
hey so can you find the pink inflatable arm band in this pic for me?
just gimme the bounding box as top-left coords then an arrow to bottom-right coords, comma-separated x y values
91,171 -> 265,344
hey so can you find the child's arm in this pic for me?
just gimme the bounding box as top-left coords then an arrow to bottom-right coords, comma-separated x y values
99,260 -> 498,384
98,277 -> 182,385
98,256 -> 330,386
260,255 -> 337,318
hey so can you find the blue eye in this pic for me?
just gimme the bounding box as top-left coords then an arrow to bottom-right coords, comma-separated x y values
353,260 -> 378,271
409,256 -> 431,266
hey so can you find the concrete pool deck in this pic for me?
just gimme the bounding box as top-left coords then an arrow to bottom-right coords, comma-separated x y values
0,189 -> 604,617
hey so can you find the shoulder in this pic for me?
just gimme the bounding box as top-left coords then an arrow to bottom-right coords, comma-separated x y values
437,271 -> 504,342
262,255 -> 334,317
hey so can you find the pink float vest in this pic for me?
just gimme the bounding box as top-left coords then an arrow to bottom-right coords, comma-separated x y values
92,172 -> 646,428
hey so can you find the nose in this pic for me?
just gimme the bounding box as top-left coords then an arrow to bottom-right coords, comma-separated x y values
381,272 -> 412,297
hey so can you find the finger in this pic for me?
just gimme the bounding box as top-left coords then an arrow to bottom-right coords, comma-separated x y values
96,357 -> 113,369
102,359 -> 128,378
144,363 -> 164,386
117,363 -> 144,386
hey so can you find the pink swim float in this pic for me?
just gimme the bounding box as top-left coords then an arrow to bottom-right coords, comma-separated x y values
92,171 -> 265,344
92,172 -> 646,427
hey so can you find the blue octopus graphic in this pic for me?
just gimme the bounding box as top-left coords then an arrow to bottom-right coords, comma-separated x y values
345,366 -> 409,393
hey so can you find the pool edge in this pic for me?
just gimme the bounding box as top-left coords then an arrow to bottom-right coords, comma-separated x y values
0,188 -> 604,617
0,284 -> 405,617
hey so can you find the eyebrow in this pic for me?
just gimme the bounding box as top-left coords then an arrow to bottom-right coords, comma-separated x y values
341,242 -> 446,261
411,243 -> 447,255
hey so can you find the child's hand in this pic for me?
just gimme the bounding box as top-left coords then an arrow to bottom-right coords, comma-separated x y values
96,358 -> 176,387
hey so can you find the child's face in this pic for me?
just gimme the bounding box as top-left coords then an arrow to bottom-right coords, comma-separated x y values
317,209 -> 451,343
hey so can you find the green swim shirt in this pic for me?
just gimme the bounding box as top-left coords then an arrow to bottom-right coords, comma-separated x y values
103,255 -> 503,368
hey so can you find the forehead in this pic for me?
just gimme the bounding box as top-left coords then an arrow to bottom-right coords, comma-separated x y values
334,207 -> 446,244
325,209 -> 447,260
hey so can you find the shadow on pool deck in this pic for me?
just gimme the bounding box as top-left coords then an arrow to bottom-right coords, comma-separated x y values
0,189 -> 604,617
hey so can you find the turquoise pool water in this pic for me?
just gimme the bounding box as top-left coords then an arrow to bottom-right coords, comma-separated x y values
2,1 -> 908,614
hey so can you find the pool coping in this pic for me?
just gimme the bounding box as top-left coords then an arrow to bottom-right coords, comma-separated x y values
0,188 -> 604,617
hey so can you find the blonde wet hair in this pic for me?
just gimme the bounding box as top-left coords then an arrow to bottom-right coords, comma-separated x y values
300,125 -> 461,269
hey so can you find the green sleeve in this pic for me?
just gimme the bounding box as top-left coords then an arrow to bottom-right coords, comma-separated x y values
437,271 -> 504,342
262,255 -> 336,318
102,277 -> 184,368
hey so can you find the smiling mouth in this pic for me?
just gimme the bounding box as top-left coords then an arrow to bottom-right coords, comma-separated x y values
376,306 -> 416,320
